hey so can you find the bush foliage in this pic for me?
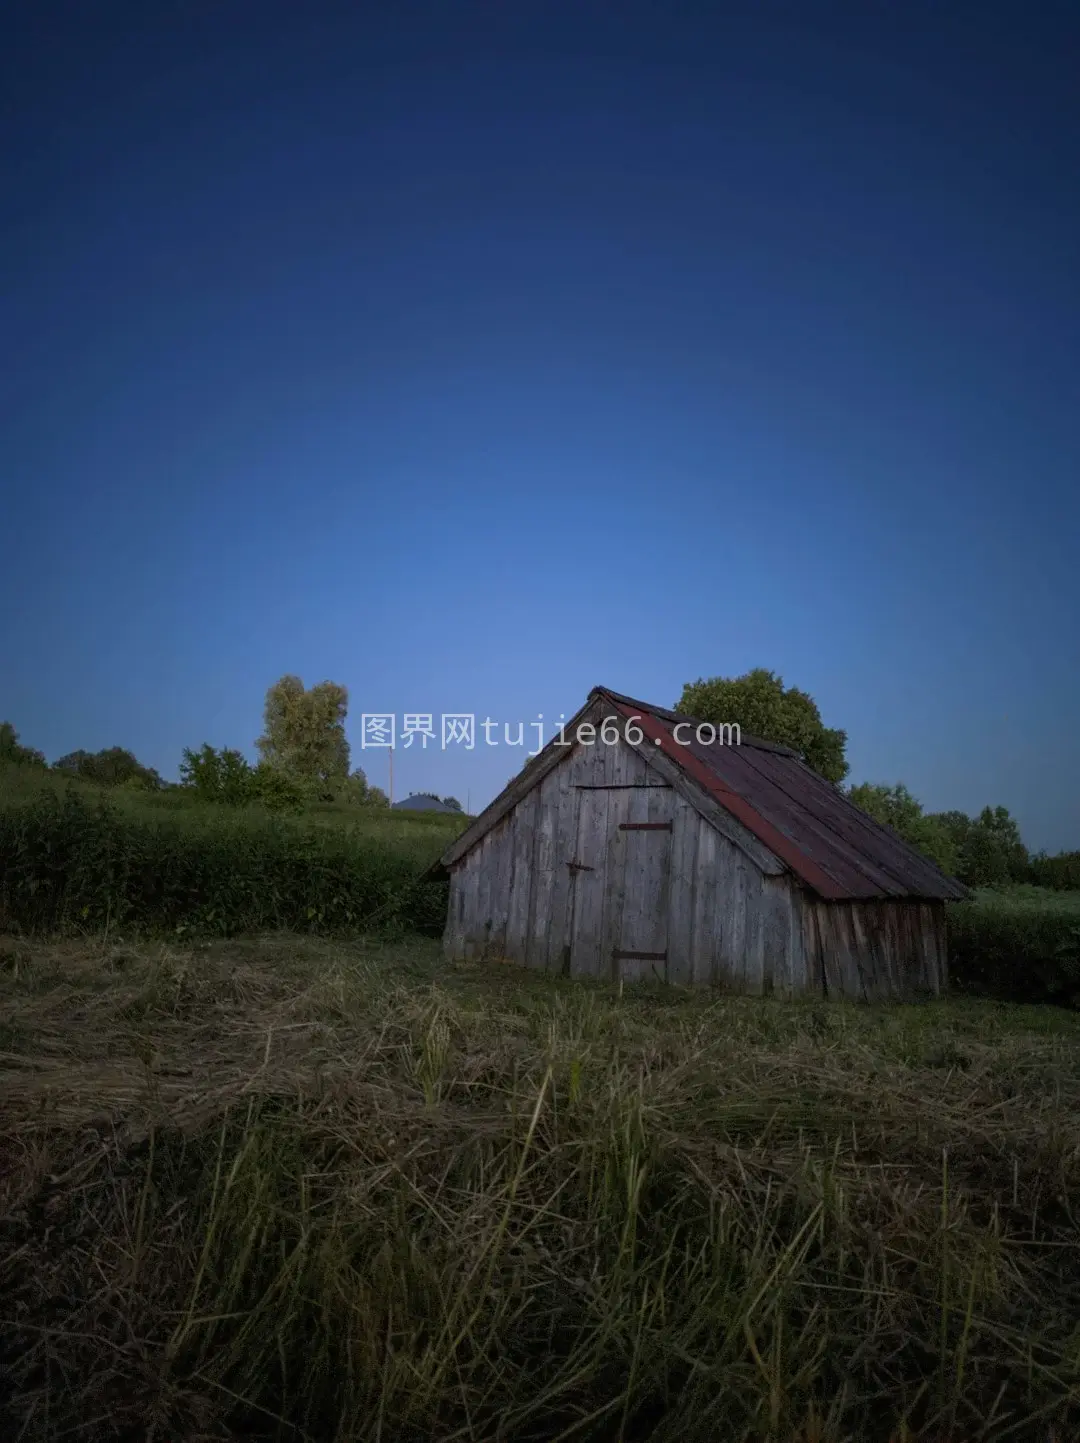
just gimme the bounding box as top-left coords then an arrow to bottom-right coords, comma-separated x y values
948,893 -> 1080,1006
179,743 -> 389,812
0,790 -> 448,938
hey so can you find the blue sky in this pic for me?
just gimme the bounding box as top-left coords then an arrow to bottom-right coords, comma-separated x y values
2,1 -> 1077,847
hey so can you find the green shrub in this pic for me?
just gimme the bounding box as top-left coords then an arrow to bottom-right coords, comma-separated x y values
248,760 -> 309,812
177,745 -> 389,814
948,897 -> 1080,1006
178,743 -> 256,805
0,790 -> 448,939
177,745 -> 309,812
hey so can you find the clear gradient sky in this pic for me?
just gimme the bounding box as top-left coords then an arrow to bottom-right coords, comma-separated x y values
2,1 -> 1078,848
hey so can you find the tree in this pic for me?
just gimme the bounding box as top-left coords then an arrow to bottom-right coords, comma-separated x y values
249,762 -> 306,812
256,675 -> 350,799
54,746 -> 162,789
1029,850 -> 1080,891
928,810 -> 973,852
336,767 -> 381,806
958,806 -> 1029,888
336,769 -> 369,806
53,749 -> 92,775
441,796 -> 463,812
677,669 -> 848,783
847,781 -> 924,835
925,810 -> 975,873
248,761 -> 307,812
177,745 -> 307,811
847,782 -> 957,874
179,744 -> 254,804
0,722 -> 47,769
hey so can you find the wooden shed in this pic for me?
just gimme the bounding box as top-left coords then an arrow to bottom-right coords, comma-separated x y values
434,687 -> 969,1001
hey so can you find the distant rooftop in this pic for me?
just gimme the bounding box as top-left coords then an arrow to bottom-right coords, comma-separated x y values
391,794 -> 459,813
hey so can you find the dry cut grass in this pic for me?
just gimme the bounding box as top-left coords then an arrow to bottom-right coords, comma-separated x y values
1,932 -> 1080,1443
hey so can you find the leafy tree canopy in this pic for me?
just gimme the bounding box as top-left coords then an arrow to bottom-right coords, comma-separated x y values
180,741 -> 387,812
179,744 -> 255,805
336,768 -> 389,808
956,805 -> 1029,888
677,669 -> 848,783
256,675 -> 350,798
54,745 -> 162,790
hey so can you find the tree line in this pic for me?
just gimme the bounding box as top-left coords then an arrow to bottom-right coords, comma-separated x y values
1,679 -> 468,816
1,722 -> 166,791
0,678 -> 390,813
2,669 -> 1076,885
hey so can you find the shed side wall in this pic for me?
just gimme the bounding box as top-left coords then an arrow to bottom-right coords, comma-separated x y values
798,895 -> 948,1000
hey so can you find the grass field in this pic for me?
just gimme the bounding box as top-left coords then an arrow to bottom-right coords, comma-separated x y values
2,931 -> 1080,1442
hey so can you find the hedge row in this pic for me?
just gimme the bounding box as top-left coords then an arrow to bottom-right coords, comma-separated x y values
947,900 -> 1080,1007
0,790 -> 448,938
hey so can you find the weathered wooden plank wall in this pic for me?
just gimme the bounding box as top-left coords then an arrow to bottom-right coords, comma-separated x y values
527,763 -> 558,969
797,896 -> 947,1000
504,786 -> 537,962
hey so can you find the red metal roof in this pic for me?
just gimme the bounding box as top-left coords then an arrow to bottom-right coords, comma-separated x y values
596,688 -> 969,901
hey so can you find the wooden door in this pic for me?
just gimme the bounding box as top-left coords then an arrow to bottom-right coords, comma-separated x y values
567,785 -> 675,982
610,787 -> 674,982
